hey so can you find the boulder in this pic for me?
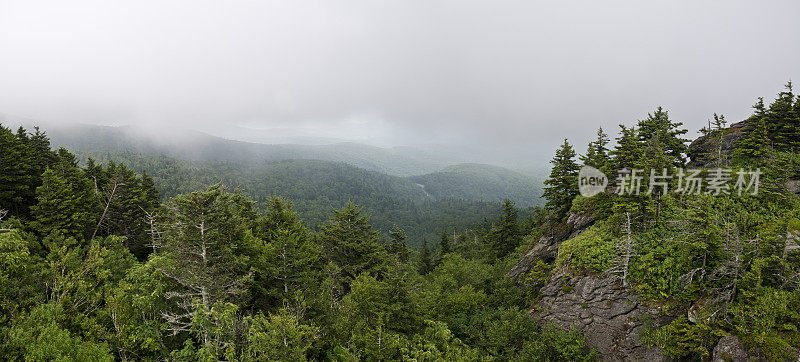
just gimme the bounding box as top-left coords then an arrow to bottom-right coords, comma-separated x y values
712,335 -> 750,362
532,274 -> 670,361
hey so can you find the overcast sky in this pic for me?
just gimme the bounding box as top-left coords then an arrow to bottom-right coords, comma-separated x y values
1,0 -> 799,164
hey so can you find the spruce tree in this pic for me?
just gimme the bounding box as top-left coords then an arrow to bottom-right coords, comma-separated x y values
251,197 -> 320,309
29,149 -> 97,240
151,184 -> 257,334
765,82 -> 799,150
734,118 -> 771,163
580,127 -> 611,172
610,125 -> 645,171
542,139 -> 580,216
418,239 -> 433,275
0,125 -> 28,216
388,226 -> 409,263
489,199 -> 520,259
636,107 -> 689,168
438,230 -> 451,256
319,202 -> 389,282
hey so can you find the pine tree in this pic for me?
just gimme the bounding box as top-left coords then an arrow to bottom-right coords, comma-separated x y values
418,239 -> 433,275
151,184 -> 257,334
637,107 -> 690,168
29,149 -> 97,240
319,202 -> 389,282
580,127 -> 611,172
734,118 -> 771,163
610,125 -> 645,171
387,226 -> 409,263
438,230 -> 451,257
542,139 -> 580,216
0,125 -> 28,216
489,199 -> 520,259
765,82 -> 799,150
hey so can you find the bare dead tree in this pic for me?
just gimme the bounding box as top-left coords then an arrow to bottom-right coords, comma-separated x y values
607,211 -> 638,287
141,206 -> 162,253
0,209 -> 10,232
91,174 -> 125,240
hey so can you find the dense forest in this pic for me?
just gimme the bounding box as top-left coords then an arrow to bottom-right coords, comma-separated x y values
67,151 -> 528,246
0,123 -> 586,360
0,84 -> 799,361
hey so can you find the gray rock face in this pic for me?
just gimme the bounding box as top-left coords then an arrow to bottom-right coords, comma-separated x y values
687,120 -> 749,168
786,179 -> 800,194
712,335 -> 750,362
507,211 -> 596,280
533,274 -> 669,361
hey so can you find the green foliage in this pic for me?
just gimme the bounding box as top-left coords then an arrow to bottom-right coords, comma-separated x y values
6,302 -> 114,361
408,163 -> 544,207
319,202 -> 390,283
734,116 -> 772,163
543,139 -> 580,216
555,221 -> 616,272
29,151 -> 98,240
636,106 -> 690,169
0,125 -> 58,219
581,127 -> 612,172
74,152 -> 509,246
246,307 -> 318,361
610,124 -> 645,171
151,184 -> 258,335
400,320 -> 482,361
488,199 -> 521,259
641,316 -> 725,359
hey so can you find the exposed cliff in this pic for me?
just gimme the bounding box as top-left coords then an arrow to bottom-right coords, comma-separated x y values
508,210 -> 596,280
532,274 -> 669,361
687,120 -> 750,167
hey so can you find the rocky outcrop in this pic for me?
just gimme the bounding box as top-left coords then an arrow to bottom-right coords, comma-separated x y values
712,335 -> 751,362
507,210 -> 596,280
687,120 -> 749,167
532,274 -> 670,361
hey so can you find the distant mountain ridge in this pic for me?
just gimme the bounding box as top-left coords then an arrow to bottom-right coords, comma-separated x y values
30,123 -> 449,176
409,163 -> 543,207
10,121 -> 544,207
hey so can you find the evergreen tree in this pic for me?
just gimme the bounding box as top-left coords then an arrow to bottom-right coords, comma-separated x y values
87,161 -> 161,258
150,184 -> 257,335
542,139 -> 580,216
734,118 -> 771,163
251,197 -> 321,310
488,199 -> 520,259
29,150 -> 97,240
387,226 -> 409,263
319,202 -> 389,282
636,107 -> 690,168
580,127 -> 611,172
610,125 -> 645,171
438,230 -> 451,257
0,125 -> 28,216
418,239 -> 433,275
764,81 -> 799,150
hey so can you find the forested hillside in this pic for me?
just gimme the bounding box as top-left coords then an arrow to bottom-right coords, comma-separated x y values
409,163 -> 543,207
0,123 -> 591,360
70,151 -> 514,245
513,84 -> 800,360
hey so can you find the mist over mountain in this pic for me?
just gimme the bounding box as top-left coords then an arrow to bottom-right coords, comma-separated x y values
16,121 -> 457,176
